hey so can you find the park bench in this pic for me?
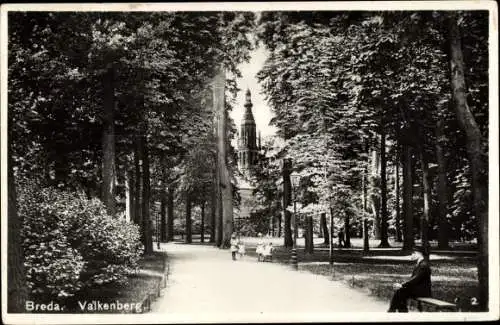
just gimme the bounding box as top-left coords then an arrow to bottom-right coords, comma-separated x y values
261,246 -> 274,262
409,297 -> 458,312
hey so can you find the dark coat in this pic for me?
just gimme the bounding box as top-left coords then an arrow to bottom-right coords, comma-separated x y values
402,259 -> 432,297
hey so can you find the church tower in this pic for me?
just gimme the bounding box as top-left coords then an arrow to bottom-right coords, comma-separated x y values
238,89 -> 259,173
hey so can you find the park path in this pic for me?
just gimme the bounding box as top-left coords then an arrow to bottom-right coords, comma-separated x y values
152,242 -> 387,322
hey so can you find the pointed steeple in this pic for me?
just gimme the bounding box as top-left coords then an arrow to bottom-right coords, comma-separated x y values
243,88 -> 255,123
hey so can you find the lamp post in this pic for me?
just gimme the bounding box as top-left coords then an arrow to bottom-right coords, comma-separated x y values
290,171 -> 300,270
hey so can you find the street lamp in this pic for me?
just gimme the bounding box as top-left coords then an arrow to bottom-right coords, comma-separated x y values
290,171 -> 301,270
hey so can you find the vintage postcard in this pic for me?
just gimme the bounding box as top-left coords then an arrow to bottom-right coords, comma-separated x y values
1,1 -> 498,324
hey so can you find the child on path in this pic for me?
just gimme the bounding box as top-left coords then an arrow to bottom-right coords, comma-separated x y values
230,233 -> 239,261
262,242 -> 274,262
256,232 -> 264,261
238,237 -> 246,259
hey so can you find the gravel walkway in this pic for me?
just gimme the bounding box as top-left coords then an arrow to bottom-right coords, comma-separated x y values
152,242 -> 387,322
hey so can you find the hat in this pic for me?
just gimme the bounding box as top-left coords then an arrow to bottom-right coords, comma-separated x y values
414,245 -> 429,256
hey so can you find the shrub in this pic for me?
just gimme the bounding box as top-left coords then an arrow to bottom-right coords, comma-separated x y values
19,182 -> 143,300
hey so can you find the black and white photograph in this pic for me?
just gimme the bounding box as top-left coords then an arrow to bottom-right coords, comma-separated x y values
1,2 -> 498,324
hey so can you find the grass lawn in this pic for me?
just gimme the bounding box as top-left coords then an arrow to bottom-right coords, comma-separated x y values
242,237 -> 479,312
59,251 -> 168,313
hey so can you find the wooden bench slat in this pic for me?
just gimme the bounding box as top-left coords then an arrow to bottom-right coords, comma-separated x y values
415,297 -> 456,307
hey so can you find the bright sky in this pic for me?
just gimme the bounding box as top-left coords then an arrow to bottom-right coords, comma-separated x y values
230,45 -> 278,142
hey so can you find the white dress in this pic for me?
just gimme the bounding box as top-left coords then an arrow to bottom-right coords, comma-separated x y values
230,239 -> 239,252
256,240 -> 264,255
238,243 -> 246,255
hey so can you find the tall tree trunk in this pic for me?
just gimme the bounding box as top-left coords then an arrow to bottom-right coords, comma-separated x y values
134,137 -> 142,226
215,182 -> 223,247
402,143 -> 414,251
271,214 -> 275,236
200,202 -> 205,243
419,146 -> 431,255
282,158 -> 293,247
435,117 -> 449,249
102,64 -> 116,216
160,159 -> 167,242
8,140 -> 27,312
329,207 -> 335,264
125,168 -> 132,222
214,69 -> 233,248
370,148 -> 381,239
320,212 -> 329,245
363,218 -> 369,253
344,214 -> 351,248
166,185 -> 174,242
185,193 -> 192,244
449,12 -> 488,311
210,174 -> 216,243
277,213 -> 282,237
305,216 -> 314,254
379,126 -> 390,247
141,134 -> 153,254
394,148 -> 403,242
269,211 -> 273,236
362,162 -> 370,252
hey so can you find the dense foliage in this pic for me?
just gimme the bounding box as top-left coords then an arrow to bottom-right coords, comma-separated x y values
18,182 -> 142,299
255,10 -> 488,244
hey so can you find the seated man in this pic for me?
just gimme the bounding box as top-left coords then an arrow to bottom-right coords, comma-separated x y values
388,245 -> 431,312
262,242 -> 274,262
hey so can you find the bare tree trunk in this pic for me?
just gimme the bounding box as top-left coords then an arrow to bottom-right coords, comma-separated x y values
329,207 -> 334,265
370,148 -> 381,240
185,193 -> 192,244
320,212 -> 329,245
141,133 -> 153,254
305,216 -> 314,254
271,214 -> 275,236
8,140 -> 27,312
402,143 -> 414,251
134,137 -> 142,226
124,169 -> 132,222
166,186 -> 174,242
214,69 -> 233,248
160,157 -> 167,242
435,117 -> 449,249
419,146 -> 431,255
282,158 -> 293,247
394,148 -> 403,242
102,64 -> 116,216
363,219 -> 369,253
379,125 -> 390,247
277,213 -> 282,237
344,214 -> 351,248
215,178 -> 223,247
449,12 -> 488,311
201,202 -> 205,243
210,174 -> 216,243
362,162 -> 369,252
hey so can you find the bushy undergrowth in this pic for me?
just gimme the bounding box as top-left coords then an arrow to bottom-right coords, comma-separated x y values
18,182 -> 143,300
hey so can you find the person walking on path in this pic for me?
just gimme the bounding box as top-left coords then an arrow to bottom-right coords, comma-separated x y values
388,245 -> 432,312
230,233 -> 239,261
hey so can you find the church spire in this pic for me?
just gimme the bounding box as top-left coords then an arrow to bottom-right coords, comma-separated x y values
239,88 -> 258,172
243,88 -> 255,123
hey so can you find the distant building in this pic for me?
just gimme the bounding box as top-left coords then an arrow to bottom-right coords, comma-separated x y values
236,89 -> 262,222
